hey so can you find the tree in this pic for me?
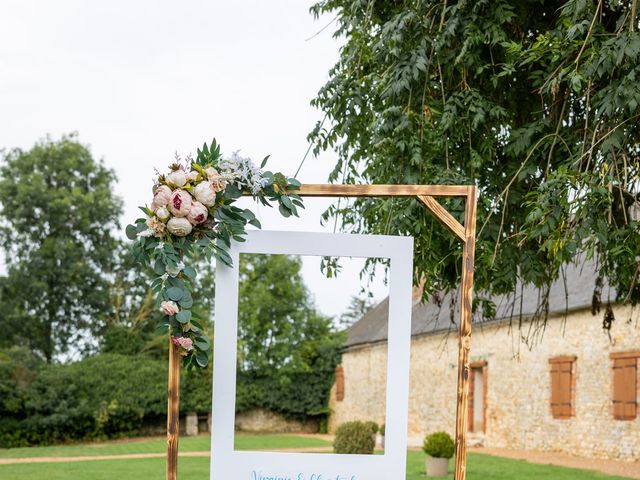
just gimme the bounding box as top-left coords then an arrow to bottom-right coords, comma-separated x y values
0,135 -> 123,362
309,1 -> 640,324
237,253 -> 338,374
339,294 -> 374,328
235,253 -> 344,418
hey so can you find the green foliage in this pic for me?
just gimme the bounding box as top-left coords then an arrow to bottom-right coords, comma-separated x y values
234,254 -> 344,420
363,420 -> 379,435
0,135 -> 123,361
0,347 -> 41,424
126,138 -> 303,369
0,353 -> 213,447
309,1 -> 640,327
333,421 -> 375,454
338,294 -> 375,328
423,431 -> 455,459
100,248 -> 215,359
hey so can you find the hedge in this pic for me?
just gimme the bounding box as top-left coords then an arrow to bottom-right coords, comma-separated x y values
0,352 -> 213,447
0,347 -> 338,447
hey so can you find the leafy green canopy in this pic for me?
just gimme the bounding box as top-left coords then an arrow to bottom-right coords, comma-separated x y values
0,135 -> 123,361
310,0 -> 640,322
235,254 -> 344,419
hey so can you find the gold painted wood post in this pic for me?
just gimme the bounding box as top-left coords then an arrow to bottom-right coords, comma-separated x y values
453,185 -> 477,480
167,339 -> 181,480
169,183 -> 477,480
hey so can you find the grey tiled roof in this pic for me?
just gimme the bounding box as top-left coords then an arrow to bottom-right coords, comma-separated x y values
345,260 -> 612,348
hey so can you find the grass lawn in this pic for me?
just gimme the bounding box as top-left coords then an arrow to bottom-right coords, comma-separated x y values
0,436 -> 635,480
0,433 -> 330,459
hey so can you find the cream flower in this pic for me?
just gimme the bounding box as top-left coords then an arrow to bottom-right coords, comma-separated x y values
166,169 -> 187,188
187,170 -> 199,182
167,217 -> 193,237
169,189 -> 192,217
192,181 -> 217,207
146,216 -> 166,237
156,206 -> 170,221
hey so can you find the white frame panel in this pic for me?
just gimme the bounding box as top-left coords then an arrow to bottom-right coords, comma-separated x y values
211,230 -> 414,480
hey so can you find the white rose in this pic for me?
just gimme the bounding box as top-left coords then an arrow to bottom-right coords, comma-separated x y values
166,169 -> 187,188
192,181 -> 217,207
167,217 -> 193,237
205,167 -> 218,178
156,206 -> 170,221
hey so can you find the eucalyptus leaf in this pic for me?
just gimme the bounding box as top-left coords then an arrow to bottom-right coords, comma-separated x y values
166,287 -> 184,301
195,351 -> 209,367
176,311 -> 191,324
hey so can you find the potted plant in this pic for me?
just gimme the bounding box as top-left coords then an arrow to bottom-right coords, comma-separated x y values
423,431 -> 454,477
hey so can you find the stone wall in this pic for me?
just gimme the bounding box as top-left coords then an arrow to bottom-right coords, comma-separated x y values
235,408 -> 319,433
329,305 -> 640,460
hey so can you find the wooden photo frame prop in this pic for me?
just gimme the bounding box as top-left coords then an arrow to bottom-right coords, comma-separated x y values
211,230 -> 414,480
165,184 -> 477,480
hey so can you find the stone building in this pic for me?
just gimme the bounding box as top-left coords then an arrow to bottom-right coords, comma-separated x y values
328,262 -> 640,460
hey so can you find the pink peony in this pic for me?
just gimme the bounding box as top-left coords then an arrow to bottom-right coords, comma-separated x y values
151,185 -> 172,211
167,217 -> 193,236
192,181 -> 217,207
169,189 -> 192,217
187,201 -> 208,225
166,169 -> 187,188
172,336 -> 194,351
160,301 -> 179,316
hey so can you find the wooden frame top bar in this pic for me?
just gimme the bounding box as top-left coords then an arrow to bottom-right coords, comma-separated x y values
292,184 -> 469,197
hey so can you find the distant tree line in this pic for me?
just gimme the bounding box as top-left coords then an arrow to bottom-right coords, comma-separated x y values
0,135 -> 343,446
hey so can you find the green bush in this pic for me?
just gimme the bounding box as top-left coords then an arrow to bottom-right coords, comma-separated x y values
0,352 -> 215,447
422,431 -> 455,459
363,420 -> 379,435
380,423 -> 385,436
333,421 -> 375,454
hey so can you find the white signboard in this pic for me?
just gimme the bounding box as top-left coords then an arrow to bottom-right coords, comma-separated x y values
211,230 -> 414,480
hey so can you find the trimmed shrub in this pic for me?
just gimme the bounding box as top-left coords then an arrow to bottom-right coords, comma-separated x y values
363,420 -> 379,435
422,431 -> 455,459
333,421 -> 375,454
0,352 -> 215,447
380,423 -> 386,436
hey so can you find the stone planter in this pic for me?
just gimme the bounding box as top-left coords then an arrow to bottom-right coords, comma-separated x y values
185,412 -> 199,436
425,457 -> 449,477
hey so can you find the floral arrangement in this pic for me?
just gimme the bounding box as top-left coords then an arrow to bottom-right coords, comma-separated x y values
126,138 -> 303,369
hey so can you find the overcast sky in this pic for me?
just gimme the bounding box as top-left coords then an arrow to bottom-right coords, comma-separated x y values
0,0 -> 389,319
